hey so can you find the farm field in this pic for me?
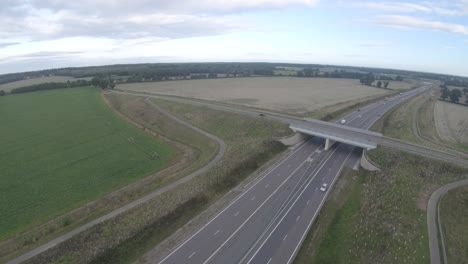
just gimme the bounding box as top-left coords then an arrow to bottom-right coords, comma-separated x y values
22,95 -> 291,264
0,76 -> 91,93
434,100 -> 468,145
117,77 -> 399,115
294,99 -> 468,264
0,87 -> 174,239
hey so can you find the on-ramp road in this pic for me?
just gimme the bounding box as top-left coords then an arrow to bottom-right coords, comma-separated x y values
427,179 -> 468,264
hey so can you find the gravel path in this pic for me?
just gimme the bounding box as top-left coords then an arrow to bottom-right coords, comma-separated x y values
6,96 -> 226,264
427,179 -> 468,264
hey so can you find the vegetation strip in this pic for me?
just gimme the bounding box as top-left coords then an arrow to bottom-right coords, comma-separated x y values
427,180 -> 468,264
6,93 -> 226,264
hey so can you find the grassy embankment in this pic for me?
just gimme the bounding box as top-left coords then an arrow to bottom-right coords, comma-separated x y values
294,94 -> 468,264
439,186 -> 468,263
0,88 -> 175,240
24,95 -> 291,264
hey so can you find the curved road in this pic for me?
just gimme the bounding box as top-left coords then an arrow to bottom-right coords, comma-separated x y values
6,95 -> 226,264
427,179 -> 468,264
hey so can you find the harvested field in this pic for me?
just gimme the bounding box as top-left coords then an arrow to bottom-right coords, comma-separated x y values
0,76 -> 90,93
0,88 -> 174,239
295,95 -> 468,264
117,77 -> 396,115
434,100 -> 468,144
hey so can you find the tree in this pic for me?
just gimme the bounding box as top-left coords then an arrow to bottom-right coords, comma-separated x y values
463,87 -> 468,95
297,71 -> 304,77
449,88 -> 462,103
376,81 -> 382,88
383,81 -> 389,88
441,86 -> 450,100
395,75 -> 404,81
466,94 -> 468,104
91,76 -> 112,89
0,90 -> 5,96
360,73 -> 375,86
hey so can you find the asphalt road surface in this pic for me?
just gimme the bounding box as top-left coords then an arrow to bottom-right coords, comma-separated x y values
427,179 -> 468,264
154,84 -> 433,264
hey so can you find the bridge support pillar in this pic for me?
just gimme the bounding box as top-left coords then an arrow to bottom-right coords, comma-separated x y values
324,138 -> 336,151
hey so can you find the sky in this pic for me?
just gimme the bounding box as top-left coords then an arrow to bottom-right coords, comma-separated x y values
0,0 -> 467,76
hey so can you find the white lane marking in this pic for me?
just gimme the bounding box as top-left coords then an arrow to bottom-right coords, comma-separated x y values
213,230 -> 220,236
234,211 -> 240,217
265,184 -> 269,188
157,138 -> 316,264
286,151 -> 354,264
307,200 -> 310,205
201,155 -> 314,264
267,258 -> 272,264
246,146 -> 342,264
251,196 -> 256,201
188,252 -> 196,259
283,234 -> 288,241
296,216 -> 300,222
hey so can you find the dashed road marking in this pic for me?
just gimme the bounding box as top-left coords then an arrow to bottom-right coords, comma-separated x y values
296,216 -> 301,222
307,200 -> 310,205
213,230 -> 220,236
234,211 -> 240,216
188,252 -> 196,259
283,234 -> 288,241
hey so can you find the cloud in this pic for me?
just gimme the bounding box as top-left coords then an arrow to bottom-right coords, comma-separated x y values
353,1 -> 467,16
376,15 -> 468,35
0,0 -> 319,43
0,42 -> 20,48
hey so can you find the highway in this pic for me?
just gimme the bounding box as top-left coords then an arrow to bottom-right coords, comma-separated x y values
153,84 -> 433,264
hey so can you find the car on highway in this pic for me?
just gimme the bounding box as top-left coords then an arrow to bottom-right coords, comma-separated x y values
320,183 -> 328,192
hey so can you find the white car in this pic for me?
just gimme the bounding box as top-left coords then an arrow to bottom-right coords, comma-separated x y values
320,183 -> 328,192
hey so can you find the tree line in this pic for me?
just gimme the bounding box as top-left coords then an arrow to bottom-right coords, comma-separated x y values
10,80 -> 90,94
440,84 -> 468,104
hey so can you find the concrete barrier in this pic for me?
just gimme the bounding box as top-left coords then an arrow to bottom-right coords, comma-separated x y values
360,150 -> 381,171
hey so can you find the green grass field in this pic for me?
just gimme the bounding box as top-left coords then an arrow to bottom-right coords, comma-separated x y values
0,87 -> 174,239
439,186 -> 468,263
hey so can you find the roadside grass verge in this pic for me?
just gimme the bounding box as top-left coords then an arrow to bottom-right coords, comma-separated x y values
1,92 -> 214,262
439,186 -> 468,263
295,147 -> 468,264
24,95 -> 291,264
294,91 -> 468,264
372,92 -> 468,158
0,88 -> 174,240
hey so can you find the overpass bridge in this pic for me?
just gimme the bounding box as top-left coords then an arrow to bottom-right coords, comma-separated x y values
289,119 -> 468,168
290,119 -> 381,150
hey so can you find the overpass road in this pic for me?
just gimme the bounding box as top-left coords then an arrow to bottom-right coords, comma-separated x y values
148,84 -> 436,264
